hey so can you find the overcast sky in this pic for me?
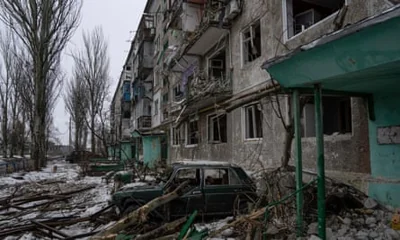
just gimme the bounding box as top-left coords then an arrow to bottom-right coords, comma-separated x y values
54,0 -> 147,145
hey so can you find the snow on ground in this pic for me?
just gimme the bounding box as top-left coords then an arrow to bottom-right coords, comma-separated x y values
0,159 -> 113,240
0,160 -> 79,188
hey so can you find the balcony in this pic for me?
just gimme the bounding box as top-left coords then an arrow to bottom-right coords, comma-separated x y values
185,69 -> 232,110
138,14 -> 155,42
166,0 -> 205,31
137,116 -> 152,129
184,0 -> 242,55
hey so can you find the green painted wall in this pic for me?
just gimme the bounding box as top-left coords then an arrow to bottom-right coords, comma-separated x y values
120,141 -> 132,164
368,93 -> 400,207
143,136 -> 161,168
107,145 -> 120,159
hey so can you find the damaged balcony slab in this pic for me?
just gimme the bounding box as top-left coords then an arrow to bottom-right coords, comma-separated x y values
186,27 -> 228,56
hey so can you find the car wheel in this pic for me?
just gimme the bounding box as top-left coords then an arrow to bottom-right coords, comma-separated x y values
234,198 -> 250,216
122,200 -> 140,216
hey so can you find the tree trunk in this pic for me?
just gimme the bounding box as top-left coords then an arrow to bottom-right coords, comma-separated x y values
33,62 -> 47,170
20,113 -> 26,157
91,114 -> 95,153
92,181 -> 189,239
281,124 -> 294,170
134,217 -> 187,240
9,122 -> 15,158
83,125 -> 88,151
280,96 -> 309,170
74,124 -> 80,151
2,105 -> 8,158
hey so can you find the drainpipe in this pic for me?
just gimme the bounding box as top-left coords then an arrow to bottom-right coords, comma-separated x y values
314,84 -> 326,239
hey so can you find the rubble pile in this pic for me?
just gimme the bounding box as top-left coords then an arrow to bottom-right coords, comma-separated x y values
254,169 -> 400,240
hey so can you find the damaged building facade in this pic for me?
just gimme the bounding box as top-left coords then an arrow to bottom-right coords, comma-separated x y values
110,0 -> 398,195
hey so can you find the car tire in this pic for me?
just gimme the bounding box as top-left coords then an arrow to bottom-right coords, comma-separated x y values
122,200 -> 140,216
234,198 -> 250,216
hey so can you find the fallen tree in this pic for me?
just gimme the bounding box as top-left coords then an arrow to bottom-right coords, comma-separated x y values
91,181 -> 189,239
134,217 -> 187,240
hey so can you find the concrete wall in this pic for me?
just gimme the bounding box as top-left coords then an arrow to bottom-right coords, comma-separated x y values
152,91 -> 161,127
169,109 -> 233,162
368,93 -> 400,207
142,41 -> 154,69
300,98 -> 370,173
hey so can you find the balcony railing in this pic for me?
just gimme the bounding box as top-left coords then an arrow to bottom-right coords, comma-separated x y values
137,116 -> 152,129
187,70 -> 232,102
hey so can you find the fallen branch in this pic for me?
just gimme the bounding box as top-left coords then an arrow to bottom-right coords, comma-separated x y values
134,216 -> 187,240
0,216 -> 92,237
31,220 -> 70,238
208,207 -> 267,238
91,181 -> 189,239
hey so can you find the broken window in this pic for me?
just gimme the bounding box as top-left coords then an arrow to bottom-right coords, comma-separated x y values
173,85 -> 184,101
286,0 -> 345,38
208,114 -> 227,143
209,50 -> 226,80
172,125 -> 185,146
301,96 -> 352,137
162,108 -> 169,121
204,168 -> 241,186
187,117 -> 199,145
242,20 -> 261,65
162,93 -> 169,105
174,168 -> 200,186
204,168 -> 229,186
244,103 -> 263,139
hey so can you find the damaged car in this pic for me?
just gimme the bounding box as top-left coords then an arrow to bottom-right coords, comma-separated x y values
111,161 -> 257,220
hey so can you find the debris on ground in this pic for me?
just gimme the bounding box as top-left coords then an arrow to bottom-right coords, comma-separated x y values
242,168 -> 400,240
1,160 -> 399,240
0,160 -> 115,239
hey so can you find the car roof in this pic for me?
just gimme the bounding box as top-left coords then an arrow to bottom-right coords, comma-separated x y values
171,160 -> 240,168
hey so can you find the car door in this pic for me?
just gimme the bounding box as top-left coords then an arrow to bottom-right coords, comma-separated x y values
168,167 -> 204,217
203,167 -> 242,215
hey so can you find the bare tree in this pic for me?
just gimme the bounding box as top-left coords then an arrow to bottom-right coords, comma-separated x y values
65,76 -> 89,151
0,29 -> 17,158
71,26 -> 110,154
0,0 -> 81,169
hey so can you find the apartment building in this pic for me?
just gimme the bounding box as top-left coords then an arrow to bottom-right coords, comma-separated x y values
110,0 -> 395,179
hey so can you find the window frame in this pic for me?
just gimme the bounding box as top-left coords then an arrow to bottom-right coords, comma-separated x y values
203,167 -> 242,187
207,113 -> 227,144
171,124 -> 185,147
240,19 -> 262,66
186,117 -> 199,147
282,0 -> 348,42
242,102 -> 263,141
